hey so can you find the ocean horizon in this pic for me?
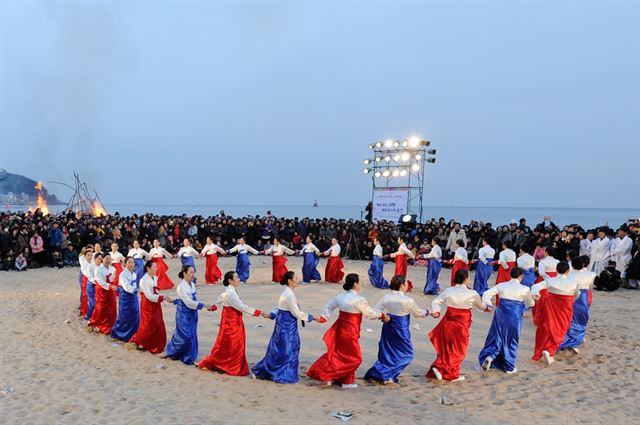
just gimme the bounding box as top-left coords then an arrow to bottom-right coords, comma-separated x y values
4,203 -> 638,229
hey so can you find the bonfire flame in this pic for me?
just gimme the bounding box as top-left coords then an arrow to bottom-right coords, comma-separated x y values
92,202 -> 107,217
29,181 -> 49,215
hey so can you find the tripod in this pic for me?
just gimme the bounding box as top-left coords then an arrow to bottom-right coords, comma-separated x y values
345,232 -> 362,261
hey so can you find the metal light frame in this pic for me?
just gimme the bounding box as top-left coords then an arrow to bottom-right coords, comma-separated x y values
363,138 -> 436,222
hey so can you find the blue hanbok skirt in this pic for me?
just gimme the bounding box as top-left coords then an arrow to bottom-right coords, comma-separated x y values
522,268 -> 536,288
134,258 -> 145,284
559,289 -> 590,350
252,310 -> 302,384
85,283 -> 96,320
423,259 -> 442,295
368,257 -> 389,289
473,260 -> 493,296
111,288 -> 140,341
78,271 -> 83,307
236,252 -> 251,283
365,314 -> 413,383
478,298 -> 525,372
166,298 -> 200,365
302,252 -> 321,283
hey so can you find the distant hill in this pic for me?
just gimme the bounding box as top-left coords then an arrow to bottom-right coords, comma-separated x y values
0,169 -> 63,204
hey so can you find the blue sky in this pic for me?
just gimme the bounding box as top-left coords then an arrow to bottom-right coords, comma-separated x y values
1,1 -> 638,209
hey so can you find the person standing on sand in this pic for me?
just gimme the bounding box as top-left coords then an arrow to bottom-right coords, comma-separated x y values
201,236 -> 226,284
89,253 -> 118,334
164,265 -> 213,365
226,237 -> 260,284
427,270 -> 485,382
176,238 -> 200,284
559,256 -> 596,353
252,271 -> 321,384
321,238 -> 344,283
149,239 -> 174,290
111,257 -> 140,342
473,237 -> 495,296
531,261 -> 579,365
129,261 -> 173,353
495,241 -> 516,284
422,237 -> 442,295
262,238 -> 295,284
478,267 -> 534,375
368,237 -> 388,289
198,271 -> 269,375
127,240 -> 150,286
364,275 -> 430,385
299,235 -> 322,284
307,273 -> 387,389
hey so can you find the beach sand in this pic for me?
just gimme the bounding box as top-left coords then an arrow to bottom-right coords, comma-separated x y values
1,256 -> 638,424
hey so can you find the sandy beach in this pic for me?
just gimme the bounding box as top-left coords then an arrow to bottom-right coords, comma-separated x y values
1,256 -> 638,425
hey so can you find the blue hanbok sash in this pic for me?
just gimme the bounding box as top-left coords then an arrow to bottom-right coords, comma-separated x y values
368,256 -> 389,289
478,298 -> 525,372
423,258 -> 442,295
364,314 -> 413,383
252,310 -> 302,384
111,287 -> 140,341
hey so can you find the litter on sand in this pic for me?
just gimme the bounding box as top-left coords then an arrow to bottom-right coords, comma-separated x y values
0,387 -> 15,396
412,323 -> 420,330
329,411 -> 354,422
253,324 -> 264,329
365,328 -> 374,333
111,343 -> 120,348
441,392 -> 456,405
155,364 -> 167,370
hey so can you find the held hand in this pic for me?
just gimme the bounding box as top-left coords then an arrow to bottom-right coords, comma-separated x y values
430,312 -> 441,318
260,311 -> 271,319
382,315 -> 391,323
315,317 -> 328,324
164,296 -> 173,303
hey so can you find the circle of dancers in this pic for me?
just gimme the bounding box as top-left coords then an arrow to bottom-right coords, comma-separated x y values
77,236 -> 595,387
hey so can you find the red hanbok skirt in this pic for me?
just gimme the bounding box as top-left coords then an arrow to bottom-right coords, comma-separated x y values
272,255 -> 289,283
532,293 -> 574,360
130,294 -> 166,353
532,271 -> 558,326
307,311 -> 363,385
427,307 -> 472,381
80,275 -> 88,317
89,285 -> 117,334
205,253 -> 222,284
153,257 -> 174,290
450,260 -> 469,286
198,307 -> 250,376
496,261 -> 516,284
325,256 -> 345,283
113,263 -> 123,296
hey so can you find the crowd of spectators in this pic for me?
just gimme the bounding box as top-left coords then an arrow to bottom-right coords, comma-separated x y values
1,209 -> 638,287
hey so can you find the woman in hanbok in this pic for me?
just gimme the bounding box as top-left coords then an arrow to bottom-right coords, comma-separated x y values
517,246 -> 536,288
473,237 -> 495,296
177,239 -> 199,283
449,239 -> 469,286
423,238 -> 442,295
252,271 -> 319,383
299,236 -> 321,283
149,239 -> 174,290
531,262 -> 579,365
201,236 -> 225,284
532,247 -> 559,326
111,257 -> 140,342
127,240 -> 149,285
321,238 -> 344,284
307,273 -> 387,389
89,254 -> 118,334
427,270 -> 485,382
227,237 -> 260,284
495,241 -> 516,284
79,248 -> 93,317
130,261 -> 173,353
165,265 -> 213,365
368,237 -> 388,289
365,275 -> 430,384
478,267 -> 535,374
390,236 -> 415,290
559,256 -> 596,353
263,238 -> 295,284
84,253 -> 102,321
198,271 -> 269,375
109,243 -> 125,292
